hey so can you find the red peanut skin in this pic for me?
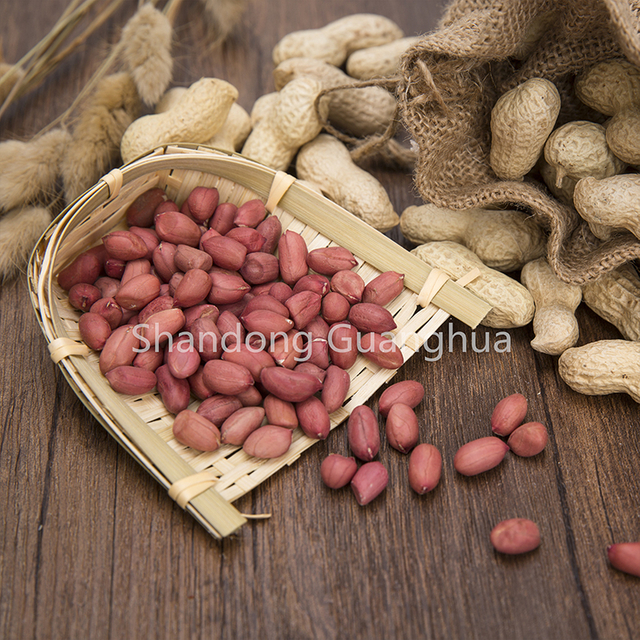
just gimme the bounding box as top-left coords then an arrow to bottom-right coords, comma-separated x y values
99,325 -> 141,374
187,187 -> 219,223
226,227 -> 266,253
222,343 -> 276,381
385,404 -> 419,453
285,290 -> 322,330
331,270 -> 365,303
69,283 -> 102,311
454,437 -> 510,476
242,425 -> 292,459
259,368 -> 322,403
173,410 -> 221,452
321,365 -> 351,414
348,303 -> 397,333
188,365 -> 214,400
152,242 -> 178,282
256,216 -> 282,254
115,273 -> 161,310
209,202 -> 237,235
103,230 -> 148,261
234,199 -> 267,228
240,252 -> 279,285
155,211 -> 202,247
243,294 -> 290,318
350,461 -> 388,506
138,295 -> 174,325
322,292 -> 350,324
294,362 -> 326,385
58,250 -> 102,290
220,406 -> 266,445
295,396 -> 330,440
125,188 -> 166,227
263,395 -> 298,429
90,297 -> 123,329
293,274 -> 330,297
202,235 -> 247,271
173,268 -> 212,308
358,332 -> 403,369
95,277 -> 121,299
307,247 -> 357,275
408,444 -> 442,494
348,405 -> 380,461
197,394 -> 243,426
140,308 -> 186,348
328,322 -> 358,370
490,518 -> 541,555
105,366 -> 157,395
321,454 -> 357,489
155,364 -> 191,414
507,422 -> 548,457
105,258 -> 125,279
121,258 -> 151,285
378,381 -> 425,417
207,271 -> 251,305
269,281 -> 293,304
78,312 -> 112,350
129,229 -> 159,260
174,244 -> 213,272
166,337 -> 201,379
491,393 -> 528,436
278,230 -> 308,286
236,386 -> 264,407
607,543 -> 640,578
133,345 -> 165,372
242,310 -> 294,336
362,271 -> 404,306
202,360 -> 254,396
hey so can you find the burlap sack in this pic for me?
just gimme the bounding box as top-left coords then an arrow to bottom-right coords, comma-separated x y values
396,0 -> 640,284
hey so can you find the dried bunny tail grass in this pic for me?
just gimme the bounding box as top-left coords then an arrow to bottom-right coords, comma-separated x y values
200,0 -> 247,45
62,73 -> 141,203
0,129 -> 70,211
0,206 -> 52,280
121,3 -> 173,106
0,62 -> 25,104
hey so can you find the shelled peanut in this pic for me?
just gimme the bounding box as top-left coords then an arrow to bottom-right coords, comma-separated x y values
58,185 -> 409,461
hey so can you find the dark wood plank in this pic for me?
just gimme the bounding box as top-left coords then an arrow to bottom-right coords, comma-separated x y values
1,1 -> 639,639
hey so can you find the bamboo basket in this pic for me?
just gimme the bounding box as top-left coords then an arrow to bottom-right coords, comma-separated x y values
28,144 -> 491,539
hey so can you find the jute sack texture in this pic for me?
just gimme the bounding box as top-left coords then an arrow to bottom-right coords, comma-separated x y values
396,0 -> 640,285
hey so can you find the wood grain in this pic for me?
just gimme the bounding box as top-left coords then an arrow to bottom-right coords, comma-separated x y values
1,1 -> 639,639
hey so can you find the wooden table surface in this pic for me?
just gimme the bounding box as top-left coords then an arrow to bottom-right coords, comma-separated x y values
1,0 -> 639,638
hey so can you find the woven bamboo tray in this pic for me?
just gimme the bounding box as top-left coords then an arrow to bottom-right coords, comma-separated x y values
28,143 -> 491,539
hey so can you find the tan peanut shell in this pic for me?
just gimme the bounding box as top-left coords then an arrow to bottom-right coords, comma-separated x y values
411,241 -> 535,328
121,78 -> 238,163
272,14 -> 403,66
400,204 -> 546,272
605,106 -> 640,166
345,36 -> 421,79
573,174 -> 640,240
558,340 -> 640,402
241,77 -> 328,171
581,263 -> 640,341
538,157 -> 577,205
520,258 -> 582,355
490,78 -> 561,180
296,134 -> 399,232
158,96 -> 250,154
273,57 -> 396,137
575,59 -> 640,116
543,121 -> 625,185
